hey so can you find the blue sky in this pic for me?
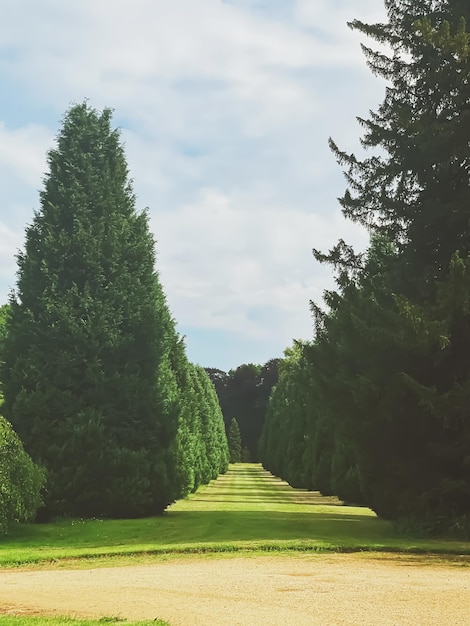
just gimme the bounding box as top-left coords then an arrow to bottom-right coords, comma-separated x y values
0,0 -> 387,372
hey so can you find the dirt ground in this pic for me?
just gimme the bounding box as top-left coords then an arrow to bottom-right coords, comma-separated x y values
1,553 -> 469,625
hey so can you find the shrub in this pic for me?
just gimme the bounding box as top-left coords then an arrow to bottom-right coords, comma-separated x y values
0,415 -> 45,534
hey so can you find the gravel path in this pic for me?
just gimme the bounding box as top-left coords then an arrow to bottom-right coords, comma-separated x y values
1,553 -> 469,625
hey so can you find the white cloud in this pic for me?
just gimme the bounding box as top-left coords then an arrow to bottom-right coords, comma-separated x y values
294,0 -> 387,33
0,0 -> 388,365
0,1 -> 382,134
151,188 -> 369,346
0,123 -> 51,186
0,222 -> 22,296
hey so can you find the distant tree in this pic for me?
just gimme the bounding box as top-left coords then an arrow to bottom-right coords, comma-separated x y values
2,103 -> 178,518
259,342 -> 318,489
228,418 -> 242,463
205,359 -> 280,460
204,368 -> 229,398
241,446 -> 252,463
194,366 -> 229,478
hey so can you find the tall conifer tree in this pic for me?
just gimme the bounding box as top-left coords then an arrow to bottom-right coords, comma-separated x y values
315,1 -> 470,532
2,103 -> 177,518
227,418 -> 242,463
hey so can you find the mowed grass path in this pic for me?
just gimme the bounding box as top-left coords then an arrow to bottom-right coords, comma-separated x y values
2,464 -> 469,566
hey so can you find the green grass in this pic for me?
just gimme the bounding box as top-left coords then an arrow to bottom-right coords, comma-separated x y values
1,464 -> 469,568
0,616 -> 169,626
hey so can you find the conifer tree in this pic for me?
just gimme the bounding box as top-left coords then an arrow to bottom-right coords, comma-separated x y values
2,103 -> 177,518
193,366 -> 229,480
227,418 -> 242,463
315,1 -> 470,532
169,342 -> 229,498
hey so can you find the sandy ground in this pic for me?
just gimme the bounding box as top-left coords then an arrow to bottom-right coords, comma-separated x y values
1,553 -> 469,625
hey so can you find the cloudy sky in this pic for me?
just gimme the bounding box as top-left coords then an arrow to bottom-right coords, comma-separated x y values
0,0 -> 388,372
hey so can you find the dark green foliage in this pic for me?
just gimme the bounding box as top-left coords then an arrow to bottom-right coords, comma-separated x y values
317,1 -> 470,532
227,418 -> 242,463
194,365 -> 229,479
241,446 -> 252,462
310,241 -> 470,526
2,103 -> 178,518
259,343 -> 310,487
308,237 -> 401,508
261,1 -> 470,536
0,414 -> 45,534
321,1 -> 470,532
259,341 -> 345,497
2,103 -> 230,519
206,359 -> 279,460
225,365 -> 260,460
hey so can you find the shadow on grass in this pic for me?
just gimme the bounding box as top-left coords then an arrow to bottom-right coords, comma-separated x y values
3,465 -> 470,566
157,509 -> 391,545
6,508 -> 391,552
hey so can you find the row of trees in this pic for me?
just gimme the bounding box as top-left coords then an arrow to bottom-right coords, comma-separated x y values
1,103 -> 228,525
261,0 -> 470,536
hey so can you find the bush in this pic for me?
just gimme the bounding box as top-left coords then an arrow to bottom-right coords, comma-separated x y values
0,415 -> 45,534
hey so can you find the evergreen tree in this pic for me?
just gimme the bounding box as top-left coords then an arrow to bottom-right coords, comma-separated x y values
227,418 -> 242,463
259,342 -> 338,494
315,1 -> 470,532
169,342 -> 229,498
193,366 -> 229,479
310,237 -> 401,508
2,103 -> 178,518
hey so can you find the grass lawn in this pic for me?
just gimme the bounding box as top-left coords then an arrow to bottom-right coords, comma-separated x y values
1,464 -> 469,567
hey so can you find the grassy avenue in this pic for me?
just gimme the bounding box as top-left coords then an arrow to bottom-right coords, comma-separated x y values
1,464 -> 470,626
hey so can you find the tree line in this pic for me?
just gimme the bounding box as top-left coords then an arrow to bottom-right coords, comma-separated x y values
0,103 -> 229,530
261,1 -> 470,537
206,359 -> 279,461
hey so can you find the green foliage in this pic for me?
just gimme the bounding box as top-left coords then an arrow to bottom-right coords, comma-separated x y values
0,414 -> 45,534
241,446 -> 252,462
324,2 -> 470,532
261,1 -> 470,536
227,418 -> 242,463
193,365 -> 229,479
0,304 -> 9,344
170,340 -> 229,499
259,340 -> 348,498
322,1 -> 470,532
2,465 -> 469,568
1,102 -> 179,518
206,359 -> 279,460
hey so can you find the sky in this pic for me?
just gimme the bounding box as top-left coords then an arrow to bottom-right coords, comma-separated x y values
0,0 -> 388,372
